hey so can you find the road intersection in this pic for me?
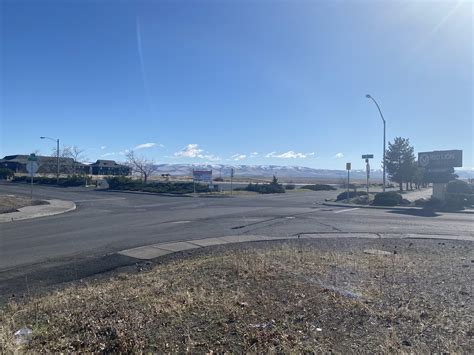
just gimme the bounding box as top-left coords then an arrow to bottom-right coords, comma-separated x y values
0,182 -> 472,301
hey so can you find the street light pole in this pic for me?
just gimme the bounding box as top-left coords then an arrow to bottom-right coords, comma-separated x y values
40,136 -> 60,184
365,94 -> 386,192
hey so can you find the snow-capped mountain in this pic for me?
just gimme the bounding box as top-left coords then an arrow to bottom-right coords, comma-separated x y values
152,164 -> 385,180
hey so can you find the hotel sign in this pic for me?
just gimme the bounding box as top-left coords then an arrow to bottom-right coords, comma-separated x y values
418,150 -> 462,169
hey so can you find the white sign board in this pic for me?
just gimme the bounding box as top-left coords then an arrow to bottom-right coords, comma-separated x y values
26,161 -> 39,175
193,170 -> 212,183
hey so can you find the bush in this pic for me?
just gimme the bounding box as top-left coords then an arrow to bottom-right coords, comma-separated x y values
12,175 -> 91,186
106,177 -> 211,194
301,184 -> 337,191
446,180 -> 471,194
336,191 -> 367,201
213,177 -> 224,182
285,184 -> 296,190
244,176 -> 285,194
0,168 -> 14,180
372,191 -> 403,206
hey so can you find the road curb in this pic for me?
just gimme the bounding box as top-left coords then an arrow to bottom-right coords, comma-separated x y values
101,189 -> 232,198
117,232 -> 474,260
0,199 -> 76,223
322,202 -> 474,214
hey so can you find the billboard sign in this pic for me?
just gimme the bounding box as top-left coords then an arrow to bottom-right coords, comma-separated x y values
418,150 -> 462,169
193,170 -> 212,183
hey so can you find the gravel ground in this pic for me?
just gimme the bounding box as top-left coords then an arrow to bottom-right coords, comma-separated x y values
0,195 -> 48,214
0,237 -> 472,352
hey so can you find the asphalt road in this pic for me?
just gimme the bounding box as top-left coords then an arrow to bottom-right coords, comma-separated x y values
0,182 -> 472,301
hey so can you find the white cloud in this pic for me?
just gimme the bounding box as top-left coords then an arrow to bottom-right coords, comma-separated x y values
231,154 -> 246,161
134,142 -> 157,150
266,151 -> 309,159
100,146 -> 107,150
334,153 -> 344,159
174,144 -> 203,158
250,152 -> 258,157
100,152 -> 116,157
174,144 -> 220,161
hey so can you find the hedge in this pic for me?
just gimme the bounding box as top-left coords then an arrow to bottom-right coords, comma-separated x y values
336,191 -> 367,201
372,191 -> 403,206
106,177 -> 211,194
12,175 -> 92,186
301,184 -> 337,191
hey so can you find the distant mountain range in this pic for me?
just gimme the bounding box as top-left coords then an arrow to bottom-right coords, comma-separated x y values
152,164 -> 474,180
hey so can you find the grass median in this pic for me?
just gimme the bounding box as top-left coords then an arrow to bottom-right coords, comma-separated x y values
1,239 -> 472,352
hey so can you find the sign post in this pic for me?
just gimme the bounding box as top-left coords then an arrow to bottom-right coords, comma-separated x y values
230,168 -> 234,196
192,169 -> 213,194
362,154 -> 374,203
26,154 -> 39,199
346,162 -> 351,200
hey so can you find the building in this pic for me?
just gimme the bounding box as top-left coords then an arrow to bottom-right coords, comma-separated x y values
0,155 -> 130,176
89,160 -> 131,176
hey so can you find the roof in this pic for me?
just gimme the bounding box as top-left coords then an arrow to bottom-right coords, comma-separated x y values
0,155 -> 128,168
0,155 -> 80,166
90,160 -> 128,167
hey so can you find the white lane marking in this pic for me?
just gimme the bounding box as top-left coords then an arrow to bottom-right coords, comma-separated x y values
170,220 -> 191,224
334,208 -> 360,214
74,197 -> 127,202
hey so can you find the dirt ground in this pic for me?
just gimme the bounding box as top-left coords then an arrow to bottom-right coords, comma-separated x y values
0,238 -> 472,352
0,195 -> 48,214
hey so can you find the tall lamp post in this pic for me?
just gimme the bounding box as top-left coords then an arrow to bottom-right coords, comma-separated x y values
365,94 -> 386,192
40,136 -> 60,184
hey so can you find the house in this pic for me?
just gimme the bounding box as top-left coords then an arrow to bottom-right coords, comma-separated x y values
0,155 -> 130,176
89,160 -> 131,176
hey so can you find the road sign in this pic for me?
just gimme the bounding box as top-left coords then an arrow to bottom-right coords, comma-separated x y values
361,154 -> 374,159
27,153 -> 38,162
230,168 -> 234,178
26,161 -> 39,175
346,162 -> 351,171
418,150 -> 462,169
193,170 -> 212,183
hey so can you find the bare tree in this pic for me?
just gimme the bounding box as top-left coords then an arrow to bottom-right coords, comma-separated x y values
51,145 -> 87,174
125,150 -> 158,183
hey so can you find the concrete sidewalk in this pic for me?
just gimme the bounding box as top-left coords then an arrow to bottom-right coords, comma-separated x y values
0,199 -> 76,222
118,232 -> 474,260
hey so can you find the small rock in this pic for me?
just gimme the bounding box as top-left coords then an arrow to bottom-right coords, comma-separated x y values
14,327 -> 32,345
364,249 -> 392,256
402,340 -> 412,347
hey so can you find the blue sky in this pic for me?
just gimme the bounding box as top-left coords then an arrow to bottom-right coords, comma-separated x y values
1,0 -> 472,170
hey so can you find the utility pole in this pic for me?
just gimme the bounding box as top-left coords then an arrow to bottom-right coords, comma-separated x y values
40,136 -> 60,184
346,162 -> 351,200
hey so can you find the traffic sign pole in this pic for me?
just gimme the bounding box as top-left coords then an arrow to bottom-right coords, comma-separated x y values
346,162 -> 351,200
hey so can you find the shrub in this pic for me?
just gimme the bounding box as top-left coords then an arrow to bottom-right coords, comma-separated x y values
213,177 -> 224,182
106,177 -> 210,194
336,191 -> 367,201
301,184 -> 337,191
0,168 -> 14,180
285,184 -> 296,190
244,176 -> 285,194
12,175 -> 91,186
446,180 -> 471,194
372,191 -> 403,206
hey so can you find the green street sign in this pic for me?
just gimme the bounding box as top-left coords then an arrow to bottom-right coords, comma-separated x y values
28,153 -> 38,161
361,154 -> 374,159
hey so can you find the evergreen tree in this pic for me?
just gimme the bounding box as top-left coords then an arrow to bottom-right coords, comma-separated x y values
385,137 -> 415,191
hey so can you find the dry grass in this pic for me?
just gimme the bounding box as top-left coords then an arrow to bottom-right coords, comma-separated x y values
0,240 -> 472,352
0,195 -> 48,214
